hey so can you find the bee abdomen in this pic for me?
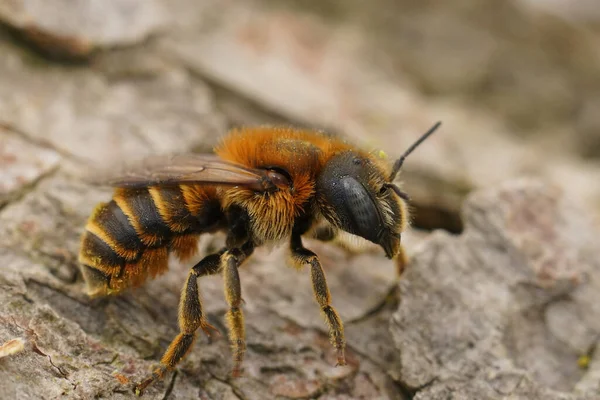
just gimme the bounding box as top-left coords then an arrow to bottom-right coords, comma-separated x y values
79,185 -> 224,296
79,230 -> 125,296
150,185 -> 224,260
79,198 -> 153,296
84,199 -> 144,260
114,188 -> 174,247
149,185 -> 208,233
79,190 -> 175,296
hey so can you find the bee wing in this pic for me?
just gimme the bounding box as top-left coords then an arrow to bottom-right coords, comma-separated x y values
93,154 -> 275,191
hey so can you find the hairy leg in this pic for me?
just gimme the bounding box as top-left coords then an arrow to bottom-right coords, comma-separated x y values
135,251 -> 223,395
312,225 -> 409,278
396,244 -> 408,277
290,236 -> 346,366
222,243 -> 254,377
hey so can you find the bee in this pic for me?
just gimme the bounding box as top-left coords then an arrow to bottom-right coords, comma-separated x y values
78,122 -> 441,394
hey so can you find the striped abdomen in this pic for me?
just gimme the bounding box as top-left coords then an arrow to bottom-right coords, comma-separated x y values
79,185 -> 223,296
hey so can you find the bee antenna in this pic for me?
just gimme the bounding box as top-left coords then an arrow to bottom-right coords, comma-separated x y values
383,183 -> 410,202
389,121 -> 441,181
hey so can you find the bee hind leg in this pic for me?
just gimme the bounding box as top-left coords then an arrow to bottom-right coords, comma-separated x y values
135,251 -> 224,395
290,235 -> 346,366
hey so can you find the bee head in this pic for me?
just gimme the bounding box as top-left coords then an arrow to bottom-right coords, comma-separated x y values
316,151 -> 405,258
316,122 -> 441,259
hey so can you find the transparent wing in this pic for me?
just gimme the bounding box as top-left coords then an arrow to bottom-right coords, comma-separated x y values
91,154 -> 274,191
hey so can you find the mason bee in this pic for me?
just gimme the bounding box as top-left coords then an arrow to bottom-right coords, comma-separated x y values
78,123 -> 441,393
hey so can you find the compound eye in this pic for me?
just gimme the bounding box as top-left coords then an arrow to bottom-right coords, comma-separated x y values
320,176 -> 382,244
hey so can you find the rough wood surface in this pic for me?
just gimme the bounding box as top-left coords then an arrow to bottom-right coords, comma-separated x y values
1,1 -> 600,399
394,179 -> 600,400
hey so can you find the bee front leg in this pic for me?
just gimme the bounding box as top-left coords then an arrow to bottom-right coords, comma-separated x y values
396,244 -> 409,277
290,235 -> 346,366
135,251 -> 223,395
312,225 -> 409,277
222,242 -> 254,377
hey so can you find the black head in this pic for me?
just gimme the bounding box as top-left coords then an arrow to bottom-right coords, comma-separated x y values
316,122 -> 441,258
316,151 -> 404,258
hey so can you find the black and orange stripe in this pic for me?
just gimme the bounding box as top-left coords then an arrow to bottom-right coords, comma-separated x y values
78,185 -> 223,296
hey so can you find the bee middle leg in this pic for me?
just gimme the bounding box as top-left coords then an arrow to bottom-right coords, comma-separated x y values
290,235 -> 346,366
221,242 -> 254,377
135,250 -> 224,395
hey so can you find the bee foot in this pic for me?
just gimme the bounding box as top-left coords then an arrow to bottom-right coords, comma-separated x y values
231,363 -> 243,378
135,367 -> 165,396
335,348 -> 347,367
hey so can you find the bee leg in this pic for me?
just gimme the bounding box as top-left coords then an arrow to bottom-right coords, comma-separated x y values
222,242 -> 254,377
313,225 -> 409,278
312,224 -> 337,242
396,244 -> 409,277
291,236 -> 346,366
135,251 -> 223,395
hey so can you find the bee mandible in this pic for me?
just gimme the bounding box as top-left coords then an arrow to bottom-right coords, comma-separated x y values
78,122 -> 441,394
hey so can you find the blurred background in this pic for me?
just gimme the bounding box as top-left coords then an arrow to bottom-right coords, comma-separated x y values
1,0 -> 600,233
